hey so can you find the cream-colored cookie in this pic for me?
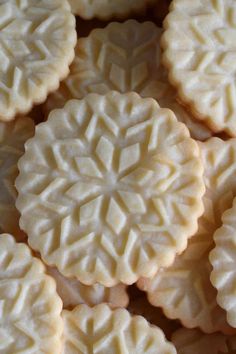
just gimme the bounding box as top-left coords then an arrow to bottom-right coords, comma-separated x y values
0,0 -> 76,121
0,234 -> 63,353
138,138 -> 236,334
162,0 -> 236,137
44,20 -> 212,141
16,92 -> 204,286
47,267 -> 129,309
62,303 -> 177,353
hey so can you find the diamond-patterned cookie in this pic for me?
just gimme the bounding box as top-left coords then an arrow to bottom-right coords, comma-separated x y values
62,303 -> 177,353
162,0 -> 236,137
47,267 -> 129,309
0,117 -> 34,241
16,92 -> 204,286
0,0 -> 76,121
0,234 -> 63,353
44,20 -> 212,141
210,197 -> 236,328
138,138 -> 236,334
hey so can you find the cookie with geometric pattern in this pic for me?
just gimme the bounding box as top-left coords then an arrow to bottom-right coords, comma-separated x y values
16,92 -> 204,286
0,117 -> 34,241
62,303 -> 177,353
162,0 -> 236,137
44,20 -> 212,141
0,234 -> 63,353
0,0 -> 76,121
138,138 -> 236,334
210,197 -> 236,328
47,267 -> 129,309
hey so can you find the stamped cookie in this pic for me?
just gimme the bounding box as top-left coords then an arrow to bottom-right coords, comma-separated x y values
162,0 -> 236,136
16,92 -> 204,286
47,267 -> 129,309
0,0 -> 76,121
0,117 -> 34,241
210,197 -> 236,328
62,303 -> 177,353
0,234 -> 63,353
138,138 -> 236,334
44,20 -> 212,141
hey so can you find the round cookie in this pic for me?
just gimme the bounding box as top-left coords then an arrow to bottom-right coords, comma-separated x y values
138,138 -> 236,334
44,20 -> 212,141
16,92 -> 204,286
0,0 -> 76,121
62,303 -> 177,353
162,0 -> 236,136
0,234 -> 63,353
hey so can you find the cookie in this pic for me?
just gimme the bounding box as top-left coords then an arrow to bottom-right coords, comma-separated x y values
47,267 -> 129,309
162,0 -> 236,137
44,20 -> 212,141
210,197 -> 236,328
138,138 -> 236,334
0,117 -> 34,241
0,234 -> 63,353
16,92 -> 204,286
62,303 -> 177,353
0,0 -> 76,121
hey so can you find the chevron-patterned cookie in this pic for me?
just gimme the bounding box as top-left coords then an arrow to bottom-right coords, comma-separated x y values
16,92 -> 204,286
47,267 -> 129,309
44,20 -> 212,141
0,0 -> 76,121
62,303 -> 177,353
138,138 -> 236,334
162,0 -> 236,137
210,197 -> 236,328
0,117 -> 34,241
0,234 -> 63,353
172,328 -> 236,354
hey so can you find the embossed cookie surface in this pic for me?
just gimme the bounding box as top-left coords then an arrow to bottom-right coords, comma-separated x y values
16,92 -> 204,286
0,234 -> 63,353
162,0 -> 236,136
62,303 -> 177,353
0,0 -> 76,120
44,20 -> 211,141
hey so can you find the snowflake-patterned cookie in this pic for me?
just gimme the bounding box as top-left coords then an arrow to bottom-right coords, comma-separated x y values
44,20 -> 212,141
138,138 -> 236,333
0,234 -> 63,353
0,0 -> 76,121
62,303 -> 177,353
16,92 -> 204,286
162,0 -> 236,137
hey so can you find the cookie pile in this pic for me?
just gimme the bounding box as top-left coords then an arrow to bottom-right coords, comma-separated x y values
1,0 -> 236,353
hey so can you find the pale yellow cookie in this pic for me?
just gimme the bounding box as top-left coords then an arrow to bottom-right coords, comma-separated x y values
16,92 -> 204,286
138,138 -> 236,334
0,0 -> 76,121
0,234 -> 63,353
162,0 -> 236,137
47,267 -> 129,309
62,303 -> 177,353
44,20 -> 212,141
210,197 -> 236,328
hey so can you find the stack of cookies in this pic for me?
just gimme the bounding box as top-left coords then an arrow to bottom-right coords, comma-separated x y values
1,0 -> 236,353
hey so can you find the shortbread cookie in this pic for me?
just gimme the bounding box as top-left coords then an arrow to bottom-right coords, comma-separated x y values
47,267 -> 129,309
162,0 -> 236,136
0,117 -> 34,241
0,234 -> 63,353
210,197 -> 236,328
16,92 -> 204,286
138,138 -> 236,334
62,303 -> 177,353
44,20 -> 212,141
0,0 -> 76,121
